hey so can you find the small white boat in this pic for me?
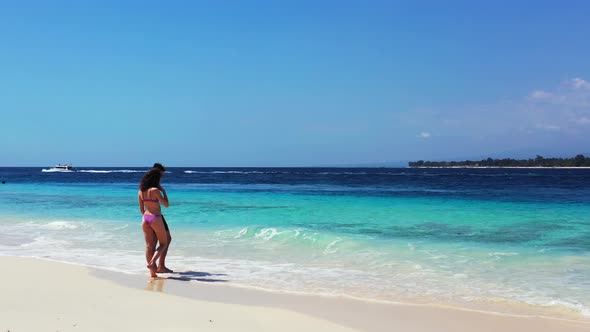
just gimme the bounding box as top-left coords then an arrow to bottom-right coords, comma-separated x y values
43,164 -> 76,172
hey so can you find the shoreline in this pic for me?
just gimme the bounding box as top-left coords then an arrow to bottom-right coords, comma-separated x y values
2,213 -> 589,320
2,256 -> 590,332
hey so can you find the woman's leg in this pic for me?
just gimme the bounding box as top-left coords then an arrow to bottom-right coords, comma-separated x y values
142,222 -> 157,277
157,217 -> 173,273
147,217 -> 169,277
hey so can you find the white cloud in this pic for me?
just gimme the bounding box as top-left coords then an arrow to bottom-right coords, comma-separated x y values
529,90 -> 552,99
570,78 -> 590,90
525,79 -> 590,109
520,78 -> 590,133
535,123 -> 561,131
396,77 -> 590,150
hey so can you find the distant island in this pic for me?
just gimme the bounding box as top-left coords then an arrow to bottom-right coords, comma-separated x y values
409,154 -> 590,168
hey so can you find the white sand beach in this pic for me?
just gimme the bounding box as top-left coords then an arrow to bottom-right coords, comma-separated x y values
1,256 -> 589,332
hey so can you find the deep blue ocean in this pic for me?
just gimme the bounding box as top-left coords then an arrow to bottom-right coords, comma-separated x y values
1,167 -> 589,319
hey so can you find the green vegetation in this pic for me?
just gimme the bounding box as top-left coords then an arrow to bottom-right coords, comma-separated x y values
408,154 -> 590,168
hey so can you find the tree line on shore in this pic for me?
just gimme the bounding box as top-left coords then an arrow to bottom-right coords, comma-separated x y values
408,154 -> 590,167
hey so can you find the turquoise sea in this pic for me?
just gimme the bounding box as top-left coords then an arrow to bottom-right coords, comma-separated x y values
1,167 -> 589,320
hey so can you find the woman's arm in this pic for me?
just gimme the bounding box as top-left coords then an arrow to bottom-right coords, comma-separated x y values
157,186 -> 170,208
138,191 -> 145,214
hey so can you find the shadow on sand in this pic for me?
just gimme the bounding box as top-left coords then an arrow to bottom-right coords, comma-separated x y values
163,270 -> 229,283
146,271 -> 229,292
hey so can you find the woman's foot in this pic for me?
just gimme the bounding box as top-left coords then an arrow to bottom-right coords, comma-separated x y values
147,263 -> 158,278
157,266 -> 174,273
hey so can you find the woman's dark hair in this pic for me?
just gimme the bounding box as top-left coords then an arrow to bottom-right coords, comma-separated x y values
153,163 -> 166,172
139,169 -> 162,191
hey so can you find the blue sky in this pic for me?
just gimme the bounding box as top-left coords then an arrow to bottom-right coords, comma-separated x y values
1,1 -> 589,166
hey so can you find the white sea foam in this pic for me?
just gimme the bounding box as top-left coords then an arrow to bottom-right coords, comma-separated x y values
1,218 -> 590,321
234,227 -> 249,238
184,170 -> 269,174
20,236 -> 71,248
317,172 -> 369,175
41,169 -> 146,173
254,228 -> 280,240
112,224 -> 130,231
323,238 -> 342,254
78,169 -> 145,173
301,233 -> 318,243
542,299 -> 590,318
488,252 -> 519,260
42,221 -> 80,230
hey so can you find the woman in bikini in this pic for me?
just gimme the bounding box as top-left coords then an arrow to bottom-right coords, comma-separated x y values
138,169 -> 170,278
151,163 -> 173,273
